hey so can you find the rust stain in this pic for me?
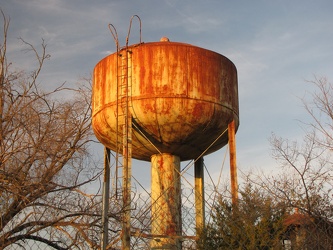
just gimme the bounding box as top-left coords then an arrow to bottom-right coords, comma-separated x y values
92,41 -> 239,161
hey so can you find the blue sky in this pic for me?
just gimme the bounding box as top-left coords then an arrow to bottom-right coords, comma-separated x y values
2,0 -> 333,189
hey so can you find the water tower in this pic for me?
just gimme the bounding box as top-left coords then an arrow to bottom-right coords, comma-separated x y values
92,16 -> 239,249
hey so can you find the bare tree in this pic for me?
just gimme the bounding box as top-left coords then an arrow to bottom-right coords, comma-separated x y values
0,10 -> 107,249
263,77 -> 333,217
267,132 -> 332,217
303,76 -> 333,151
249,77 -> 333,248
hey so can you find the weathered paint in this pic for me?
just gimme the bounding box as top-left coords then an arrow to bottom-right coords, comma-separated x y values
92,41 -> 239,161
151,154 -> 182,249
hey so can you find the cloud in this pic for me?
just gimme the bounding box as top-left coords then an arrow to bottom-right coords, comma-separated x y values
3,0 -> 333,178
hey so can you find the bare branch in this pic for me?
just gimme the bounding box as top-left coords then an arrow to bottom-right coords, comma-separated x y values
0,10 -> 107,249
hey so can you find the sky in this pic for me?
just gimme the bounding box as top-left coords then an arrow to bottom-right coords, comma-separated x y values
2,0 -> 333,191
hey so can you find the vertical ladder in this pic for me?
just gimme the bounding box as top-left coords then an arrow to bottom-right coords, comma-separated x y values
115,48 -> 133,195
116,47 -> 132,250
109,15 -> 141,249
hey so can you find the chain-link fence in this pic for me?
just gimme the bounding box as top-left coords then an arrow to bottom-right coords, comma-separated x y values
94,171 -> 218,250
4,190 -> 333,249
2,167 -> 218,250
3,168 -> 333,250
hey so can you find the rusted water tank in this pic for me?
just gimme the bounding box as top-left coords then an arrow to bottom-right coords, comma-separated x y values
92,41 -> 239,161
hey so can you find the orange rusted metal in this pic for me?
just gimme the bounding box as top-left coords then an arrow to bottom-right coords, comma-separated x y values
228,120 -> 238,205
151,153 -> 182,249
92,41 -> 239,161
